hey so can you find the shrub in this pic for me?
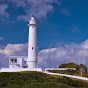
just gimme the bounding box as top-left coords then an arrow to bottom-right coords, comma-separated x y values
0,72 -> 88,88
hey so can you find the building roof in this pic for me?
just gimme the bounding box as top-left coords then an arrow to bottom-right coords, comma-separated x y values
9,56 -> 27,60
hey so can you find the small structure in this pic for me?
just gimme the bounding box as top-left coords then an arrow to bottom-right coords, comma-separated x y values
45,68 -> 76,72
9,56 -> 27,68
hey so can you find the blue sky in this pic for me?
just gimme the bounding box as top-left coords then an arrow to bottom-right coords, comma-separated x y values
0,0 -> 88,69
0,0 -> 88,49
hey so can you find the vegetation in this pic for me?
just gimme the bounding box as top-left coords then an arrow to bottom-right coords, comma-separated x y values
48,69 -> 77,75
59,63 -> 77,68
84,73 -> 88,78
0,72 -> 88,88
48,63 -> 87,76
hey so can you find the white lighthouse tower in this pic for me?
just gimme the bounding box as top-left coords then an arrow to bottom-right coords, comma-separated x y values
27,15 -> 38,68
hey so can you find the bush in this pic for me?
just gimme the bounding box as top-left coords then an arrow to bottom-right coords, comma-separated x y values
22,83 -> 75,88
0,72 -> 88,88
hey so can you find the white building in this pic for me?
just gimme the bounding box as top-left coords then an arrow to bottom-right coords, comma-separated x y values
9,56 -> 27,68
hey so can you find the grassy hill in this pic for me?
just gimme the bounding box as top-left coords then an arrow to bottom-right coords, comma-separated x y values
48,63 -> 87,76
59,63 -> 77,68
59,63 -> 87,73
0,72 -> 88,88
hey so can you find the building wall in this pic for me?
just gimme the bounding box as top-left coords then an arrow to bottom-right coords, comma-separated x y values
0,68 -> 42,72
45,68 -> 76,71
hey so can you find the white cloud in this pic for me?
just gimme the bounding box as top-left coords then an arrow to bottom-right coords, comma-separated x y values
0,37 -> 4,40
0,43 -> 27,56
0,4 -> 9,21
0,0 -> 71,21
0,40 -> 88,69
16,0 -> 60,21
61,8 -> 71,16
9,0 -> 26,7
39,48 -> 56,53
38,40 -> 88,68
6,0 -> 60,21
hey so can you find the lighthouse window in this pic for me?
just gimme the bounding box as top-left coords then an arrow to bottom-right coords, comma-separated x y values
24,61 -> 26,64
32,47 -> 33,50
11,59 -> 13,64
15,59 -> 17,63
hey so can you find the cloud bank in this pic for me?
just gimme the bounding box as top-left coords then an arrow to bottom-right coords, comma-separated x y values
0,37 -> 4,41
0,0 -> 61,21
16,0 -> 60,21
0,3 -> 9,21
0,43 -> 28,67
0,40 -> 88,69
38,40 -> 88,68
0,0 -> 71,21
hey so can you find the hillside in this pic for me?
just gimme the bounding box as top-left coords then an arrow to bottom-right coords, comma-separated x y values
59,63 -> 87,72
0,72 -> 88,88
48,63 -> 87,76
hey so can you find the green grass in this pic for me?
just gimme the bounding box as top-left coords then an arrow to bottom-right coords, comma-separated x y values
84,73 -> 88,78
0,72 -> 88,88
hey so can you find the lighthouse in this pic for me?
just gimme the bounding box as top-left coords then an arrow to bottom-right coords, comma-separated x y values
1,15 -> 42,72
27,15 -> 38,68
